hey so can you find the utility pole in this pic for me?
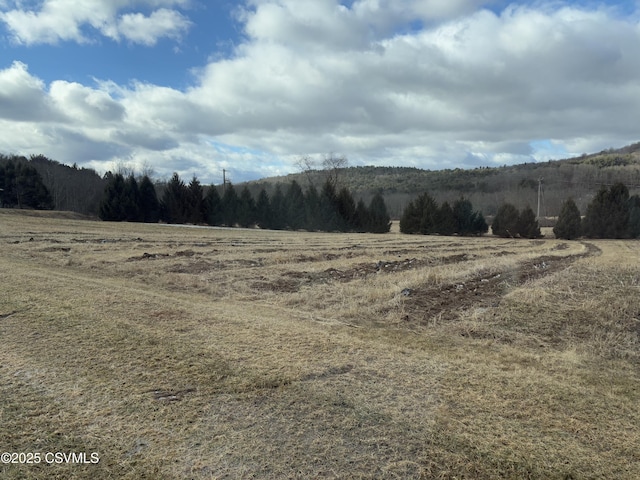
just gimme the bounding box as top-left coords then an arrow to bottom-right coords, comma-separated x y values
222,169 -> 227,195
537,177 -> 543,220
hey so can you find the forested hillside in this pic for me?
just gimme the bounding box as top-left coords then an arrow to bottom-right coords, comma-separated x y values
3,142 -> 640,220
251,144 -> 640,219
0,154 -> 105,215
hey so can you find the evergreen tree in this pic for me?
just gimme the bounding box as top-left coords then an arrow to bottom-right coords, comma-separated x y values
161,173 -> 189,223
0,162 -> 8,207
472,212 -> 489,235
285,181 -> 306,230
187,176 -> 204,224
628,195 -> 640,239
237,186 -> 256,228
517,206 -> 542,238
123,175 -> 141,222
270,184 -> 286,230
319,179 -> 341,231
607,182 -> 630,238
204,185 -> 223,226
0,159 -> 53,210
583,183 -> 630,238
303,184 -> 321,231
255,188 -> 273,229
453,198 -> 476,235
583,186 -> 609,238
17,163 -> 54,209
367,192 -> 391,233
336,187 -> 356,231
354,198 -> 370,232
138,175 -> 160,223
400,193 -> 440,234
435,201 -> 456,235
221,183 -> 240,227
553,198 -> 581,240
492,203 -> 520,237
418,193 -> 439,234
399,197 -> 421,234
99,173 -> 127,221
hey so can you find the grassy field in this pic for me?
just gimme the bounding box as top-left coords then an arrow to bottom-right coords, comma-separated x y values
1,209 -> 638,479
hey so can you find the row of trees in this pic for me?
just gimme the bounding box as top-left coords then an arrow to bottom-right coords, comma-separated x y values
401,182 -> 640,240
0,159 -> 53,210
99,173 -> 161,223
399,194 -> 488,235
491,204 -> 541,238
99,172 -> 392,233
554,183 -> 640,239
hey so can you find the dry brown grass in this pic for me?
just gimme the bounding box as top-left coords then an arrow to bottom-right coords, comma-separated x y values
1,209 -> 638,479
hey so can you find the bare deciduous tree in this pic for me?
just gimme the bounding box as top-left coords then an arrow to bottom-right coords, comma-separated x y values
322,153 -> 348,189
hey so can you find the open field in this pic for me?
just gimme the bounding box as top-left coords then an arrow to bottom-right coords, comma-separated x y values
1,209 -> 639,479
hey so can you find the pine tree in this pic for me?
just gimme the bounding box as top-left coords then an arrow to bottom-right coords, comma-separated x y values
99,173 -> 127,221
354,198 -> 370,232
285,181 -> 306,230
221,183 -> 239,227
270,184 -> 286,230
187,176 -> 204,224
319,179 -> 341,231
367,192 -> 391,233
204,185 -> 222,226
607,183 -> 630,238
0,162 -> 7,207
492,203 -> 519,237
453,198 -> 475,235
255,188 -> 273,229
399,197 -> 421,234
237,186 -> 256,228
517,206 -> 541,238
472,212 -> 489,235
435,201 -> 456,235
122,175 -> 141,221
138,175 -> 160,223
418,193 -> 439,234
553,198 -> 581,240
628,195 -> 640,239
336,187 -> 356,231
303,184 -> 321,231
16,163 -> 54,209
0,159 -> 53,210
161,173 -> 189,224
583,183 -> 630,238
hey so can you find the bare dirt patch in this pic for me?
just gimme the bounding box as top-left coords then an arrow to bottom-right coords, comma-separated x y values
400,243 -> 602,326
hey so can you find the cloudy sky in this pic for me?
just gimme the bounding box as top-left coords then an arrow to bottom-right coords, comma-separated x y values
1,0 -> 639,183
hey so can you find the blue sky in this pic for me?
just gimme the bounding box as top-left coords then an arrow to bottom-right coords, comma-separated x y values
1,0 -> 640,184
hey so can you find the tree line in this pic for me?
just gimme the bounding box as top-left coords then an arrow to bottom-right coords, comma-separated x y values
401,181 -> 640,240
399,194 -> 489,236
99,172 -> 392,233
554,183 -> 640,239
0,157 -> 53,209
1,153 -> 105,214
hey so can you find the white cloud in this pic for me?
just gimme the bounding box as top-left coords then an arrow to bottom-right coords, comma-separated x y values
116,8 -> 191,46
2,1 -> 640,183
0,61 -> 60,121
0,0 -> 191,45
49,81 -> 125,124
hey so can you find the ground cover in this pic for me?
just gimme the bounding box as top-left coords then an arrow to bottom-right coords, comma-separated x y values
1,209 -> 638,479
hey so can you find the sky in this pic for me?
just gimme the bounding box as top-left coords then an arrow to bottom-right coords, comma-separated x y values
1,0 -> 640,184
